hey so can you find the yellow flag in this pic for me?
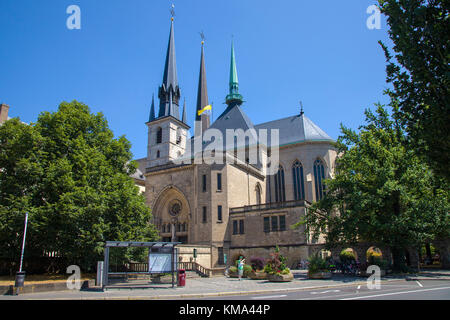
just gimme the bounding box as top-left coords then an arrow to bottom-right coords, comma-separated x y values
197,104 -> 212,116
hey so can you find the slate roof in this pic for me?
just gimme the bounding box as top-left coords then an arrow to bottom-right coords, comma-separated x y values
130,158 -> 146,181
210,104 -> 256,138
255,113 -> 334,146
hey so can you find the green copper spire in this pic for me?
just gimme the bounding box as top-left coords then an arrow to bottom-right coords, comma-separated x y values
225,41 -> 243,107
229,42 -> 238,87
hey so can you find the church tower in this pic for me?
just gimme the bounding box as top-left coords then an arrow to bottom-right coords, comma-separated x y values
146,16 -> 190,168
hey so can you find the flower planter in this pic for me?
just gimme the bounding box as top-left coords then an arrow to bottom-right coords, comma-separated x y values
267,272 -> 294,282
248,271 -> 267,280
308,271 -> 332,279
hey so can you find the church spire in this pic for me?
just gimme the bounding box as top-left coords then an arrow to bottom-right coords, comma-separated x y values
182,98 -> 187,123
158,16 -> 181,119
225,41 -> 243,107
195,39 -> 210,137
149,94 -> 156,122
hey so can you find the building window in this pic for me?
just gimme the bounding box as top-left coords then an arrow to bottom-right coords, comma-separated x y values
292,161 -> 305,200
156,127 -> 162,144
268,174 -> 272,203
314,159 -> 326,201
217,173 -> 222,191
217,205 -> 222,222
279,215 -> 286,231
255,183 -> 261,205
202,206 -> 207,223
176,128 -> 182,144
162,225 -> 166,233
156,150 -> 160,158
264,217 -> 270,233
274,166 -> 286,202
218,247 -> 224,265
202,174 -> 207,192
271,216 -> 278,231
233,219 -> 245,235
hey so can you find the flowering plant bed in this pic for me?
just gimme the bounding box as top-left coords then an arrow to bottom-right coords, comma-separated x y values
267,272 -> 294,282
263,246 -> 293,282
248,270 -> 268,280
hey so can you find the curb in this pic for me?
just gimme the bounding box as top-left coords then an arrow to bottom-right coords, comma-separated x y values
1,280 -> 95,296
80,278 -> 406,300
405,277 -> 450,281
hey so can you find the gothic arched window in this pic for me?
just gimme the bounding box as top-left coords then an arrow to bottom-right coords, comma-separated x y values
314,159 -> 326,201
292,161 -> 305,200
255,183 -> 262,205
274,166 -> 286,202
156,127 -> 162,144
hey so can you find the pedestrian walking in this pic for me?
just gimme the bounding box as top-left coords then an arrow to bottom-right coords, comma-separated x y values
238,257 -> 245,281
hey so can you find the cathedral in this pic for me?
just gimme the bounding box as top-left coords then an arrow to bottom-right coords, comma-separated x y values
135,17 -> 337,268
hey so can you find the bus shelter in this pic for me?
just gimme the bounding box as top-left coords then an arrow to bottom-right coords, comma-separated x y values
103,241 -> 181,289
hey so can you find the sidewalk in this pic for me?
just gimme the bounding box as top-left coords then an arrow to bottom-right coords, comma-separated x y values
4,270 -> 441,300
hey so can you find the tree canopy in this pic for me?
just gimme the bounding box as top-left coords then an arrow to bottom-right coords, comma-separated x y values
377,0 -> 450,182
0,101 -> 158,272
297,103 -> 449,270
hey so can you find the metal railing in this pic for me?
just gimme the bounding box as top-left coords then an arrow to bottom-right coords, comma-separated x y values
121,261 -> 225,278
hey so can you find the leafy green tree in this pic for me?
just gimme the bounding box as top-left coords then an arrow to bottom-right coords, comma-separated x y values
297,103 -> 449,271
0,101 -> 158,272
377,0 -> 450,182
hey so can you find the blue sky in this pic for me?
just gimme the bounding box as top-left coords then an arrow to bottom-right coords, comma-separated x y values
0,0 -> 392,159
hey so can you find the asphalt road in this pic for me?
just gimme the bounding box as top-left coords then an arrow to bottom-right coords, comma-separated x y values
195,280 -> 450,300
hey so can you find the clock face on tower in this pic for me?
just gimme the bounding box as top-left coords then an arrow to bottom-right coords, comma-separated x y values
168,199 -> 182,217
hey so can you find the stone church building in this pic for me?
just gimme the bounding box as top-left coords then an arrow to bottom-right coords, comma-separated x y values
136,18 -> 337,268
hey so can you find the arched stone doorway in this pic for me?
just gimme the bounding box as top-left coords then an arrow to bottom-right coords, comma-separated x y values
152,185 -> 191,244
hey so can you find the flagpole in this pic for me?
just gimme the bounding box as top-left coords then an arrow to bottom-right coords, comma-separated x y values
19,212 -> 28,273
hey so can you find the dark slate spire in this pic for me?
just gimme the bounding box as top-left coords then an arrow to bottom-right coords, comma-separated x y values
149,94 -> 156,122
195,41 -> 210,137
158,18 -> 181,119
182,98 -> 187,123
225,41 -> 243,108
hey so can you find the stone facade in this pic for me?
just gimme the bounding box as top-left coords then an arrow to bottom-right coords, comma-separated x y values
144,119 -> 338,268
0,104 -> 10,124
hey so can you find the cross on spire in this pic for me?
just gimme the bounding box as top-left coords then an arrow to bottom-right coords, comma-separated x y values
199,31 -> 205,44
170,4 -> 175,20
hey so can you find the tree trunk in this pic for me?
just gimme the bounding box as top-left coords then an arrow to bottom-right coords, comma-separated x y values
391,247 -> 407,272
425,243 -> 432,265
